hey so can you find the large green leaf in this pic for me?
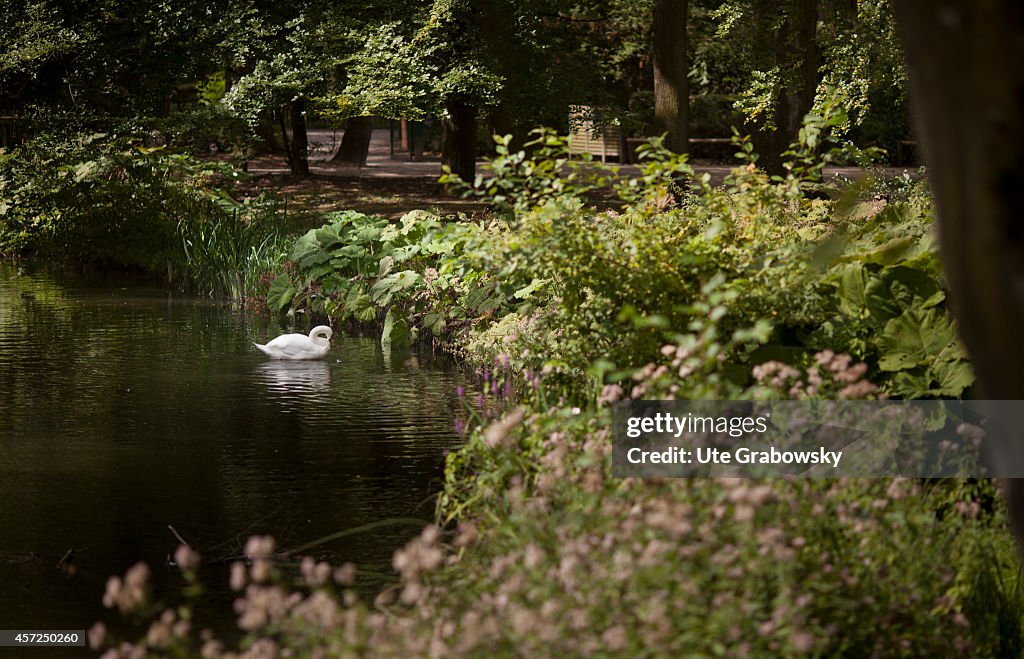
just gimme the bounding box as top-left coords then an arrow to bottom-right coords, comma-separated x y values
399,209 -> 440,233
855,236 -> 918,266
297,249 -> 332,271
834,263 -> 871,318
345,286 -> 376,322
290,229 -> 321,263
424,238 -> 456,255
390,244 -> 421,263
877,308 -> 962,372
889,360 -> 974,399
323,210 -> 376,228
313,222 -> 344,248
864,265 -> 944,322
266,275 -> 296,312
464,283 -> 502,312
332,243 -> 370,261
371,270 -> 422,304
353,224 -> 383,243
929,359 -> 974,397
423,310 -> 446,334
304,262 -> 334,281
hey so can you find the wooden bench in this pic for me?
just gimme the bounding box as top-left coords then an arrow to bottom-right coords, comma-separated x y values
568,108 -> 622,162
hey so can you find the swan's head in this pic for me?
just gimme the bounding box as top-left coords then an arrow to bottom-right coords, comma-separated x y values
309,325 -> 333,342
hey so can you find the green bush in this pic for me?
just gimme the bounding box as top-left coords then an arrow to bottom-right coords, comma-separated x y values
267,208 -> 507,349
92,405 -> 1024,657
0,130 -> 287,299
268,127 -> 970,403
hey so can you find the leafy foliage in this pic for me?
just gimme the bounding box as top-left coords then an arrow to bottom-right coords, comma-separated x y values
714,0 -> 907,150
817,190 -> 973,398
272,207 -> 503,349
176,196 -> 288,300
429,409 -> 1018,657
0,130 -> 285,299
270,124 -> 970,402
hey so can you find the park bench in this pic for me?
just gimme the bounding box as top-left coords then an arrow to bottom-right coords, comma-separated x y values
569,106 -> 736,164
568,109 -> 622,162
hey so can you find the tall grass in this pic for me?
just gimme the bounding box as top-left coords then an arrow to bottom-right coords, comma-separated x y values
174,195 -> 288,300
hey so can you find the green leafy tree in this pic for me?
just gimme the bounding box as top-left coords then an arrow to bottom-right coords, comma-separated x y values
221,2 -> 342,175
2,0 -> 232,139
340,0 -> 622,180
221,0 -> 431,174
709,0 -> 905,170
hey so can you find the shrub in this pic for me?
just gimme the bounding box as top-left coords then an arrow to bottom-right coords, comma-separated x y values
0,130 -> 288,299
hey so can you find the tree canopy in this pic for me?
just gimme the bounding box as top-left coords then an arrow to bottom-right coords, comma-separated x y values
3,0 -> 911,173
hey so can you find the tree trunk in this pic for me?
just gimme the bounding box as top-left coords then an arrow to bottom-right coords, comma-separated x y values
0,103 -> 14,148
891,1 -> 1024,542
751,0 -> 818,175
289,98 -> 310,176
276,109 -> 292,168
442,100 -> 477,181
653,0 -> 689,154
776,0 -> 818,169
333,116 -> 374,165
489,107 -> 527,152
839,0 -> 858,22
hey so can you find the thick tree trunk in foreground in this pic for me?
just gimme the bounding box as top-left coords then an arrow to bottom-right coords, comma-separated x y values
892,1 -> 1024,540
288,98 -> 310,176
653,0 -> 689,154
334,116 -> 373,165
442,100 -> 477,181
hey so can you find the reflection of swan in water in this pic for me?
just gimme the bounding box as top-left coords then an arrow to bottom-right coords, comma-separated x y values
257,360 -> 332,395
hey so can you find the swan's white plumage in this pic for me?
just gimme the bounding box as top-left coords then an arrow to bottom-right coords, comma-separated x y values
254,325 -> 333,360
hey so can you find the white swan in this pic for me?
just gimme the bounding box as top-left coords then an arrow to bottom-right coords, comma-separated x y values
254,325 -> 333,360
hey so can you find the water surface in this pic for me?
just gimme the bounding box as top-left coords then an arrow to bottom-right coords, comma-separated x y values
0,263 -> 465,646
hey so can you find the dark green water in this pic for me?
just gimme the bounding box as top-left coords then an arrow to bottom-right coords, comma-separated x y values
0,263 -> 466,648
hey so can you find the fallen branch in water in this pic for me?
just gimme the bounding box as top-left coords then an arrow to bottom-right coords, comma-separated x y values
56,548 -> 75,568
281,518 -> 429,559
204,509 -> 281,556
167,525 -> 191,549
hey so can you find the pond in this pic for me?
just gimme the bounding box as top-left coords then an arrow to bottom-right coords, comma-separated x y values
0,263 -> 467,644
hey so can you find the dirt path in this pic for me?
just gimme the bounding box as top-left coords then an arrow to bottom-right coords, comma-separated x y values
237,129 -> 919,221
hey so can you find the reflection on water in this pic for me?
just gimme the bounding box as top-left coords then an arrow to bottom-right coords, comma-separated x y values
256,360 -> 332,395
0,264 -> 467,639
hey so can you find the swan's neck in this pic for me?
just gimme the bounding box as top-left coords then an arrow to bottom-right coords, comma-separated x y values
308,326 -> 331,345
